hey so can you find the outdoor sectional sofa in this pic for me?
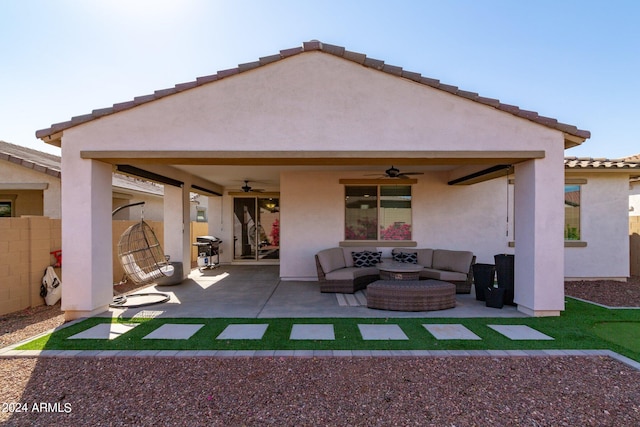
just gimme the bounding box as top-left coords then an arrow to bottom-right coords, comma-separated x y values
315,247 -> 381,293
391,248 -> 475,294
315,246 -> 475,294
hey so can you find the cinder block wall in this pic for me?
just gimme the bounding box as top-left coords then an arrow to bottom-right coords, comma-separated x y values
0,217 -> 62,316
0,218 -> 202,316
631,216 -> 640,277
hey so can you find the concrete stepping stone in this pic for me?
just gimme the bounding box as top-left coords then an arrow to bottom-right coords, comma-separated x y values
68,323 -> 138,340
358,324 -> 408,340
423,324 -> 482,340
290,324 -> 335,340
143,324 -> 204,340
216,324 -> 269,340
488,325 -> 554,340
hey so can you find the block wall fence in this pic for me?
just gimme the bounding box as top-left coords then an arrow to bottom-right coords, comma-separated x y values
631,216 -> 640,277
1,218 -> 209,316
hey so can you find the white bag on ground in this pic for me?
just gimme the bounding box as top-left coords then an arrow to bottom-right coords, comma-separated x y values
41,266 -> 61,306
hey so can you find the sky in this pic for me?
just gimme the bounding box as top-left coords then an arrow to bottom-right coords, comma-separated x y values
1,0 -> 638,158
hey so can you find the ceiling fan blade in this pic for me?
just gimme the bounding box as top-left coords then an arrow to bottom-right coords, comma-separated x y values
399,172 -> 424,176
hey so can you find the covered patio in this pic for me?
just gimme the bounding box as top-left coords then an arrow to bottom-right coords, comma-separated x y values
107,265 -> 525,319
36,41 -> 590,320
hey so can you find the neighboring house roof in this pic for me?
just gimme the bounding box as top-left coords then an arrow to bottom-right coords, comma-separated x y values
0,140 -> 163,195
625,153 -> 640,162
36,40 -> 590,147
564,157 -> 640,172
112,173 -> 164,196
0,140 -> 61,178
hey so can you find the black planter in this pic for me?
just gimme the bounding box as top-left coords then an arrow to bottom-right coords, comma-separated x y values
494,254 -> 515,305
485,287 -> 505,309
472,263 -> 495,301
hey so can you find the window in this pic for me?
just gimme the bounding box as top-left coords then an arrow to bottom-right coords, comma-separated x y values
196,207 -> 207,222
345,185 -> 412,241
0,201 -> 12,217
564,185 -> 580,240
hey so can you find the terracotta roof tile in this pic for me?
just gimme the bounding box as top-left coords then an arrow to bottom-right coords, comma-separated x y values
400,70 -> 422,83
382,64 -> 403,76
35,40 -> 591,143
174,81 -> 198,92
0,140 -> 61,178
342,50 -> 367,64
238,60 -> 261,72
259,54 -> 281,65
565,157 -> 640,170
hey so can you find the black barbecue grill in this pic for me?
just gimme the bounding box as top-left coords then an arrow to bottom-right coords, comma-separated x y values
193,236 -> 222,270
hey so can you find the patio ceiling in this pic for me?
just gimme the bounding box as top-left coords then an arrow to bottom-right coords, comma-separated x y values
85,149 -> 544,190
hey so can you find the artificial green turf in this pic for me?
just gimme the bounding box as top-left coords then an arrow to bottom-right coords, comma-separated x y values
593,322 -> 640,353
15,298 -> 640,362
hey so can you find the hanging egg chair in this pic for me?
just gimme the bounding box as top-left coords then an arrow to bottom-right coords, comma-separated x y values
118,220 -> 175,286
110,202 -> 173,308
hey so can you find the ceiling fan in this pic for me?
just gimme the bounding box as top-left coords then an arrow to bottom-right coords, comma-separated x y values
238,180 -> 265,193
366,166 -> 424,179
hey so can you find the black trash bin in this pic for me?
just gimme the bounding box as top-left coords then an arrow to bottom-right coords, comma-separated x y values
494,254 -> 515,305
485,286 -> 505,309
472,263 -> 495,301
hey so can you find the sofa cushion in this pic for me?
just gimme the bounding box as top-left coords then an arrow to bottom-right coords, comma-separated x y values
432,250 -> 474,273
420,268 -> 468,282
343,247 -> 377,267
317,248 -> 346,273
325,266 -> 379,281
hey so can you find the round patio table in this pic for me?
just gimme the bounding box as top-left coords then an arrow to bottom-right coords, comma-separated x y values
377,262 -> 423,281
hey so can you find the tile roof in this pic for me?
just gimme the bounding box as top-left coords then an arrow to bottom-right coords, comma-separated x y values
0,140 -> 164,193
0,140 -> 61,178
564,156 -> 640,171
36,40 -> 591,145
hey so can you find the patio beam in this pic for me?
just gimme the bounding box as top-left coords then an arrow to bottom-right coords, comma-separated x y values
82,150 -> 545,166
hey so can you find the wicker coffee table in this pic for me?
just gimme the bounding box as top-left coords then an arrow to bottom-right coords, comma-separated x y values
367,280 -> 456,311
377,262 -> 424,281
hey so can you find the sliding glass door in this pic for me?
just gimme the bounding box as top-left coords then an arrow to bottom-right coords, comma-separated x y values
233,197 -> 280,261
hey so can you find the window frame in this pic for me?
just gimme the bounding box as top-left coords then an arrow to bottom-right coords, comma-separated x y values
343,183 -> 414,243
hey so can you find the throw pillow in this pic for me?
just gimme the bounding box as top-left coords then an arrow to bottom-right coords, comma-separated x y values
403,252 -> 418,264
392,251 -> 418,264
368,251 -> 382,265
353,251 -> 382,267
352,251 -> 371,268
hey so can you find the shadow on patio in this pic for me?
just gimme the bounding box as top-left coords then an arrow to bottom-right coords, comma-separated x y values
104,265 -> 526,319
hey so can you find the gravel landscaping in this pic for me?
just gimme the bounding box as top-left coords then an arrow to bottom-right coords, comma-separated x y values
1,278 -> 639,426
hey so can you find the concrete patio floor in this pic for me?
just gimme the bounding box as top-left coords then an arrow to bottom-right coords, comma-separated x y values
105,265 -> 526,319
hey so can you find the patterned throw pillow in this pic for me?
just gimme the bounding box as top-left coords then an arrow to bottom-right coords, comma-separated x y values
352,251 -> 371,268
392,251 -> 418,264
352,251 -> 382,267
369,251 -> 382,265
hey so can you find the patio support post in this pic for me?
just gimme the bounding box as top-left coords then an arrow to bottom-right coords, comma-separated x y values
61,156 -> 113,320
513,158 -> 565,316
163,184 -> 190,279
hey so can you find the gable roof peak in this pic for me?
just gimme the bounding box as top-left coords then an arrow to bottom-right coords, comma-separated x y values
36,40 -> 590,147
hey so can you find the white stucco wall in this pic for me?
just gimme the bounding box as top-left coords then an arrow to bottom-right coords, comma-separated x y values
565,173 -> 631,279
280,170 -> 518,280
63,52 -> 562,154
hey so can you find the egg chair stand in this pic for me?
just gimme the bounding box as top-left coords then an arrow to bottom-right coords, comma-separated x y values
110,202 -> 173,308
